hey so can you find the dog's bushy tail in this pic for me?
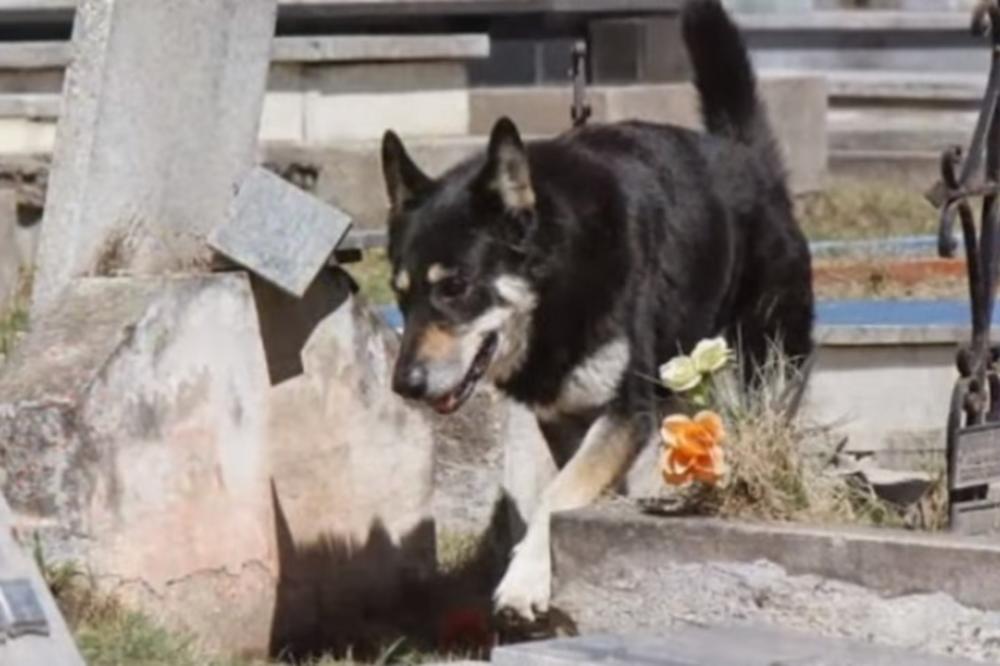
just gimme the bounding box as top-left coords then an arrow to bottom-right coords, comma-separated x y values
682,0 -> 783,173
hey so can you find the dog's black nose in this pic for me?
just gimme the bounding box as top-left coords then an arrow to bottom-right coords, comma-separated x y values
393,364 -> 428,399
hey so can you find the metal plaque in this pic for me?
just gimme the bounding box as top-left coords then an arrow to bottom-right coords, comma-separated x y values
209,167 -> 352,298
952,423 -> 1000,489
0,578 -> 49,640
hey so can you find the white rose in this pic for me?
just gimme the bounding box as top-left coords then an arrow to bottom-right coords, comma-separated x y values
659,355 -> 702,393
691,337 -> 731,374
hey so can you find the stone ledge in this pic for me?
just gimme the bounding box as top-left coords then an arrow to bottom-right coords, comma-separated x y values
553,503 -> 1000,611
0,34 -> 489,71
791,69 -> 986,103
274,34 -> 489,62
492,628 -> 982,666
736,10 -> 970,31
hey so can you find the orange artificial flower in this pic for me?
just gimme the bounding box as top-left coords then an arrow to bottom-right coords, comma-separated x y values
660,410 -> 728,486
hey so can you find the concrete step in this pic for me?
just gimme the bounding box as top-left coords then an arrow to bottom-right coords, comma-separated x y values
828,108 -> 976,152
0,34 -> 490,70
547,503 -> 1000,662
736,10 -> 988,74
801,69 -> 986,104
829,148 -> 940,188
492,629 -> 983,666
737,9 -> 971,31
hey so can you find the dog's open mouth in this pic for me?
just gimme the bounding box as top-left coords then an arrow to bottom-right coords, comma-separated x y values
430,333 -> 498,415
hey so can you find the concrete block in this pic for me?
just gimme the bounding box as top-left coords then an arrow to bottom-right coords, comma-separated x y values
588,16 -> 689,84
0,273 -> 277,655
295,62 -> 469,141
554,504 -> 1000,610
549,504 -> 1000,661
804,335 -> 956,461
492,628 -> 983,666
0,497 -> 85,666
301,61 -> 467,95
305,89 -> 470,142
267,275 -> 436,655
32,0 -> 278,313
0,118 -> 55,154
470,75 -> 828,193
260,92 -> 305,144
272,33 -> 490,63
210,167 -> 351,298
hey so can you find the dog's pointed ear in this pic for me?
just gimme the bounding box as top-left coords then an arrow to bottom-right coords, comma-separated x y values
382,130 -> 433,211
477,117 -> 535,212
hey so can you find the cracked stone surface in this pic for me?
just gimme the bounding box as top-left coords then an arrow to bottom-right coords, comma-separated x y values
0,274 -> 277,655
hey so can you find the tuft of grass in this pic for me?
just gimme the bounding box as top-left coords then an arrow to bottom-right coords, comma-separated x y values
796,183 -> 938,241
36,540 -> 485,666
344,247 -> 393,306
0,267 -> 30,362
666,345 -> 935,528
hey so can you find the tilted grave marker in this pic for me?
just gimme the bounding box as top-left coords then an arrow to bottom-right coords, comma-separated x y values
209,167 -> 352,298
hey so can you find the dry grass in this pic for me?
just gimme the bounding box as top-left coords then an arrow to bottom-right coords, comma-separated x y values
662,346 -> 945,530
36,531 -> 492,666
796,182 -> 938,241
344,247 -> 393,306
0,267 -> 30,363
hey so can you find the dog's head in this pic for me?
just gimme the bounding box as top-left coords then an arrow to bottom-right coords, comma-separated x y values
380,118 -> 539,414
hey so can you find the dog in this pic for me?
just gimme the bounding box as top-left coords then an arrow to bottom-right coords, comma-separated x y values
379,0 -> 814,622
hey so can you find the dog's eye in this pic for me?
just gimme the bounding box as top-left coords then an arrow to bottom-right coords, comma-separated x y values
437,275 -> 469,299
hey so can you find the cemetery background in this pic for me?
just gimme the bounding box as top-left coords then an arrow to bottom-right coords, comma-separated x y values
4,0 -> 1000,665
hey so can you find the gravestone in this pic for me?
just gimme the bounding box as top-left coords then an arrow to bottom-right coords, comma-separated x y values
31,0 -> 277,313
0,0 -> 282,655
0,496 -> 85,666
210,166 -> 352,298
0,274 -> 278,655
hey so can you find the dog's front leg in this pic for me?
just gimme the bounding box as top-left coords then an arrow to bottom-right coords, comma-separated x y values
494,413 -> 640,621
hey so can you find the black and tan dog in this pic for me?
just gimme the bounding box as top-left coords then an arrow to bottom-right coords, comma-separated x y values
379,0 -> 814,621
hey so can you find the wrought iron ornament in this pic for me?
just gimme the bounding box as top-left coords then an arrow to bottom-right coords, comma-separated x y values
931,0 -> 1000,531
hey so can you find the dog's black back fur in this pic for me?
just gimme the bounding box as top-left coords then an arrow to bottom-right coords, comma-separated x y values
384,0 -> 813,431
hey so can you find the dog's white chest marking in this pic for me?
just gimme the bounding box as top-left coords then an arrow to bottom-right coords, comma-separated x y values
536,337 -> 630,421
487,275 -> 538,383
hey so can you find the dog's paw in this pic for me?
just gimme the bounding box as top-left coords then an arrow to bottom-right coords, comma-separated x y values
493,546 -> 551,624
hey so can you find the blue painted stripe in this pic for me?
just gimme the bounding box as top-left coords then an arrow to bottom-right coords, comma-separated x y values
809,235 -> 958,258
378,300 -> 996,331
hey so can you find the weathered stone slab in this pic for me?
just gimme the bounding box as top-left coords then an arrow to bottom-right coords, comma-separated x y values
31,0 -> 277,313
550,505 -> 1000,662
0,496 -> 85,666
492,628 -> 983,666
267,269 -> 436,656
211,167 -> 351,298
589,16 -> 689,84
0,273 -> 277,655
554,503 -> 1000,612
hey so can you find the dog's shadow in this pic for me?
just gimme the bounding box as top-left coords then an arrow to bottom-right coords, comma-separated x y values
267,484 -> 531,662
